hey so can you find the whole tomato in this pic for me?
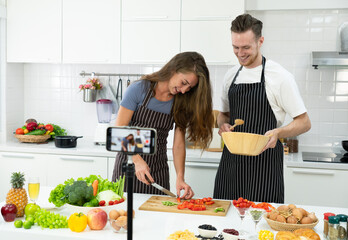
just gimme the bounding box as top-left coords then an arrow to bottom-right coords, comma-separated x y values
68,212 -> 88,232
45,124 -> 54,132
15,128 -> 24,135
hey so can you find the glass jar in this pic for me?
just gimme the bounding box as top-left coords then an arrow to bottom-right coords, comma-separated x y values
336,214 -> 348,240
325,213 -> 336,239
329,216 -> 340,240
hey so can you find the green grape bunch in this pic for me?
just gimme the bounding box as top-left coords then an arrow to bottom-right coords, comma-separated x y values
34,209 -> 68,229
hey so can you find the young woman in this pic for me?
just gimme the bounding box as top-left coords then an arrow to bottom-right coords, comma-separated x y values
112,52 -> 213,199
121,134 -> 134,152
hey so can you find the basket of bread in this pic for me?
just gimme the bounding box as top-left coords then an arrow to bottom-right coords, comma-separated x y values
264,204 -> 319,231
275,229 -> 320,240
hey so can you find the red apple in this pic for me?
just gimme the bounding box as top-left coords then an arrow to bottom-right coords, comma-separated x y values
1,204 -> 17,222
87,208 -> 107,230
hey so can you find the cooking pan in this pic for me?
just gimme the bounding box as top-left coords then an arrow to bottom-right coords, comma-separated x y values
55,136 -> 83,148
342,140 -> 348,151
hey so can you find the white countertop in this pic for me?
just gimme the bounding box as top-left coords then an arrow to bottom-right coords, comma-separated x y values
0,138 -> 222,163
1,187 -> 348,240
1,138 -> 348,169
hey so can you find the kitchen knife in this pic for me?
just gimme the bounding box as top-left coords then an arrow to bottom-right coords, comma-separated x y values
145,175 -> 176,198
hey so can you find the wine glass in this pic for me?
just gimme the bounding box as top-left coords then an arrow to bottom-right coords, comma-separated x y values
28,177 -> 40,204
248,208 -> 265,232
233,204 -> 251,230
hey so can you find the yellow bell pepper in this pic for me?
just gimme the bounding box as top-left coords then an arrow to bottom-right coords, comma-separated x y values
68,212 -> 87,232
45,131 -> 51,135
259,230 -> 274,240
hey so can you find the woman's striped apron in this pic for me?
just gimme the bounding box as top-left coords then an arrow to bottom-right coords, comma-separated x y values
213,56 -> 284,203
112,86 -> 174,195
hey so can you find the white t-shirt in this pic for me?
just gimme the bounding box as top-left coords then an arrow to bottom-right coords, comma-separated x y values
220,59 -> 307,127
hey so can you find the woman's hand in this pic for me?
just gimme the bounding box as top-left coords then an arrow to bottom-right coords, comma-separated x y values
132,155 -> 154,184
176,178 -> 194,199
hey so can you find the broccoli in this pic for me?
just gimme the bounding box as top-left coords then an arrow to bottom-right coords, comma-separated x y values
63,180 -> 95,206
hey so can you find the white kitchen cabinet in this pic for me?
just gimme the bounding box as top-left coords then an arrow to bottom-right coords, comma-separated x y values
62,0 -> 121,63
180,0 -> 243,65
181,0 -> 244,20
46,154 -> 108,187
284,166 -> 348,208
7,0 -> 62,63
246,0 -> 348,10
121,21 -> 180,64
0,152 -> 48,201
108,156 -> 116,180
181,21 -> 238,65
122,0 -> 180,21
169,160 -> 219,198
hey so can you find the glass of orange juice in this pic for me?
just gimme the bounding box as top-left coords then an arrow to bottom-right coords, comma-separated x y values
28,177 -> 40,204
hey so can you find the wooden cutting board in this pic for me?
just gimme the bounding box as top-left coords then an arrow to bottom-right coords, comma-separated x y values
138,196 -> 231,216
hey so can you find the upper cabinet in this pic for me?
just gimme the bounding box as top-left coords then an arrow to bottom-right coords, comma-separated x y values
63,0 -> 121,63
7,0 -> 62,63
182,0 -> 243,20
7,0 -> 244,65
122,0 -> 180,21
181,0 -> 243,65
121,0 -> 180,64
246,0 -> 348,10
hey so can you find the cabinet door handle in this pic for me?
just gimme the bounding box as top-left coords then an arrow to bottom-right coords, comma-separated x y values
1,153 -> 34,159
292,169 -> 335,176
132,60 -> 165,64
206,61 -> 231,64
60,156 -> 94,162
134,16 -> 168,20
193,16 -> 231,20
185,162 -> 219,169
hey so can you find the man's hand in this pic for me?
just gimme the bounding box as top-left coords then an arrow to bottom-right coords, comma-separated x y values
261,129 -> 279,153
133,155 -> 154,185
218,123 -> 233,135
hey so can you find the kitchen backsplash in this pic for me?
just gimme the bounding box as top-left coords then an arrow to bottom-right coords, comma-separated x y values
5,9 -> 348,148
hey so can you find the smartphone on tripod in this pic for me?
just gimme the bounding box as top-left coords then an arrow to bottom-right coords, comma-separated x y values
106,126 -> 157,154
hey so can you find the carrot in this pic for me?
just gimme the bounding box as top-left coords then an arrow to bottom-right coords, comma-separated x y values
92,179 -> 98,196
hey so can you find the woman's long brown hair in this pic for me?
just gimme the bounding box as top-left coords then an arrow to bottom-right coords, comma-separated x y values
141,52 -> 213,149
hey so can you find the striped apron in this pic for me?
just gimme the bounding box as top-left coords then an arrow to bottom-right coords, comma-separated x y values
112,86 -> 174,195
213,56 -> 284,203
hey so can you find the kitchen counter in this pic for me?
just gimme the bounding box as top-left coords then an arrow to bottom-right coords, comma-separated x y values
0,138 -> 222,164
1,187 -> 348,240
2,138 -> 348,170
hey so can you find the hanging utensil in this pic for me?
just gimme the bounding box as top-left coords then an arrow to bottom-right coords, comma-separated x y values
230,119 -> 244,130
127,75 -> 131,87
114,77 -> 123,114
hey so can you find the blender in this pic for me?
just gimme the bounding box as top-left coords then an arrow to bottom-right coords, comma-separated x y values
94,99 -> 113,145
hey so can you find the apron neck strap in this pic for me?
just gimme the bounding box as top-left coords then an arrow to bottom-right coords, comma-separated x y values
232,55 -> 267,84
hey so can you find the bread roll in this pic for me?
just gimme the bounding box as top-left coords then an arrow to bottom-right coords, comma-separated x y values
276,231 -> 300,240
293,228 -> 320,240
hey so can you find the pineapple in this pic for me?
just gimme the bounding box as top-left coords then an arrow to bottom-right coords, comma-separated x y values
6,172 -> 28,217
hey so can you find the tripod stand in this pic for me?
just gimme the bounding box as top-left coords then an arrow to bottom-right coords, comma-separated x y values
122,155 -> 135,240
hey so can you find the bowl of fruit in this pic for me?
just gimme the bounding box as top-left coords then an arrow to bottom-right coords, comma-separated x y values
198,224 -> 217,238
14,119 -> 67,143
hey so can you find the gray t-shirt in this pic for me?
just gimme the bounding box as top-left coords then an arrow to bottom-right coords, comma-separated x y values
121,80 -> 173,114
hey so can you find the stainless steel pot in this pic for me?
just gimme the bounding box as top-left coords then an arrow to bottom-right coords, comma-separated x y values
55,136 -> 83,148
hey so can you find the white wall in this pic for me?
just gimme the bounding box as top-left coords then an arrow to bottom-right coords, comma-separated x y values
4,9 -> 348,148
249,9 -> 348,147
17,64 -> 227,139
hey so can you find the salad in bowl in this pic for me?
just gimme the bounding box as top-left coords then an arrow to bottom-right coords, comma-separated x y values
48,175 -> 125,215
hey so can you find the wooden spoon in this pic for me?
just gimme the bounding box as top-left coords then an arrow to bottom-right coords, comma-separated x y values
230,119 -> 244,130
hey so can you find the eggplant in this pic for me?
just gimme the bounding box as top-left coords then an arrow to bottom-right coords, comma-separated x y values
55,136 -> 83,148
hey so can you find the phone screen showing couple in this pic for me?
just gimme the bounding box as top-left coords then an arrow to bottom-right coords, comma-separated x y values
106,127 -> 157,154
